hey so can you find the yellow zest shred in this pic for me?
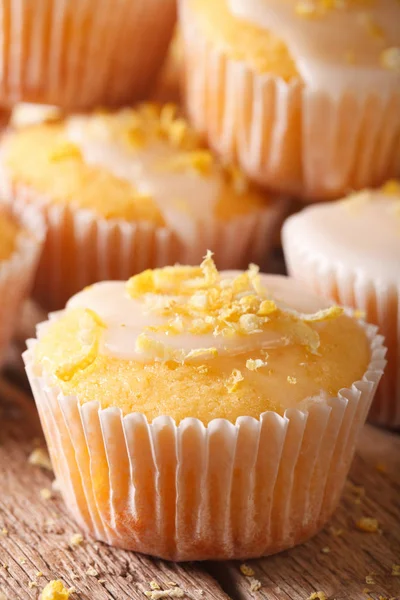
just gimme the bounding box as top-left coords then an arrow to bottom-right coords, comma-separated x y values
246,358 -> 267,371
54,309 -> 106,382
127,252 -> 344,364
225,369 -> 244,393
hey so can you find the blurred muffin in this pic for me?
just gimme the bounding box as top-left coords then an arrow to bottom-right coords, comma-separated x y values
11,104 -> 62,129
0,0 -> 176,109
0,104 -> 287,310
283,180 -> 400,427
0,203 -> 44,365
179,0 -> 400,200
25,256 -> 385,560
151,29 -> 183,104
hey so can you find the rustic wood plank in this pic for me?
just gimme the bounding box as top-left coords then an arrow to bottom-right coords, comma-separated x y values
0,381 -> 231,600
1,377 -> 400,600
210,425 -> 400,600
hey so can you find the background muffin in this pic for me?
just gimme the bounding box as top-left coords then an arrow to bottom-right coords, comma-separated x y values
25,257 -> 386,560
179,0 -> 400,200
0,203 -> 44,365
0,103 -> 288,310
282,181 -> 400,427
151,29 -> 183,104
0,0 -> 176,109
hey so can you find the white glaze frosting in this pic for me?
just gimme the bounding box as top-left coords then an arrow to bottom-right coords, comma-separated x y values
65,273 -> 331,362
66,116 -> 221,243
283,189 -> 400,283
229,0 -> 400,94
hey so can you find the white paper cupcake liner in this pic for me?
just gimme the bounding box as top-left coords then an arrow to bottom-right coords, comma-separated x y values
23,319 -> 386,561
178,0 -> 400,201
0,203 -> 44,365
283,225 -> 399,428
0,0 -> 176,109
0,172 -> 288,311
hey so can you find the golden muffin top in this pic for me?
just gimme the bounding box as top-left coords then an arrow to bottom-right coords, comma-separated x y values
0,209 -> 21,262
190,0 -> 400,89
34,254 -> 371,424
3,104 -> 268,225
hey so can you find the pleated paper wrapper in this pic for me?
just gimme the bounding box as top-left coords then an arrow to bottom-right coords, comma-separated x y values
0,204 -> 44,365
283,224 -> 400,428
24,320 -> 386,561
0,0 -> 176,109
0,175 -> 288,311
178,0 -> 400,201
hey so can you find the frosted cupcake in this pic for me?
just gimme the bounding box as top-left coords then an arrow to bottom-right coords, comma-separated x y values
24,255 -> 386,560
0,104 -> 286,310
283,181 -> 400,427
179,0 -> 400,200
0,0 -> 176,109
0,204 -> 44,365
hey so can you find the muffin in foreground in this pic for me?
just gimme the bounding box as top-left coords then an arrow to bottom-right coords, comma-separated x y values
179,0 -> 400,200
0,203 -> 44,365
0,0 -> 176,109
0,103 -> 286,310
24,255 -> 386,560
283,181 -> 400,427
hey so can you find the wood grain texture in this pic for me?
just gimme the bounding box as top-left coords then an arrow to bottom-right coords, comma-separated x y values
0,379 -> 399,600
211,425 -> 400,600
0,381 -> 230,600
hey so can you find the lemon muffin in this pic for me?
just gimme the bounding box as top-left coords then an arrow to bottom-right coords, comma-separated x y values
0,103 -> 287,310
0,0 -> 176,109
151,30 -> 183,104
179,0 -> 400,200
24,254 -> 385,560
283,181 -> 400,427
11,104 -> 62,129
0,204 -> 44,365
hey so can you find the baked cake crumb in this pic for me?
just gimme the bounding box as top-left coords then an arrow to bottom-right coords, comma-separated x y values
150,581 -> 161,590
40,488 -> 53,500
249,578 -> 262,592
40,580 -> 75,600
307,593 -> 327,600
392,564 -> 400,576
69,533 -> 83,547
355,517 -> 379,533
85,567 -> 98,577
144,589 -> 185,599
240,564 -> 255,577
329,526 -> 343,537
28,448 -> 53,471
28,581 -> 39,589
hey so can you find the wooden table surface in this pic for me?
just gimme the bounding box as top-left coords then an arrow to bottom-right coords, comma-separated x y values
0,373 -> 399,600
